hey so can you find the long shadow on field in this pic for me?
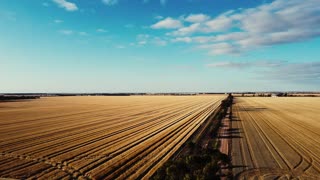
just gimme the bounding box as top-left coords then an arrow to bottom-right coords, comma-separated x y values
229,165 -> 247,169
230,115 -> 241,121
227,128 -> 241,135
217,135 -> 242,139
238,107 -> 267,111
217,128 -> 242,139
229,111 -> 254,178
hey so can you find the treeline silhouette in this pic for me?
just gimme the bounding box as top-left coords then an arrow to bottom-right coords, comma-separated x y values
0,95 -> 40,101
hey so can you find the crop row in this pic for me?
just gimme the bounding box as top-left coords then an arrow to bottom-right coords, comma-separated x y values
0,96 -> 225,179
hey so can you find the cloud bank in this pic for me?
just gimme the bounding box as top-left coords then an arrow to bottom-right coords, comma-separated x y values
151,0 -> 320,55
102,0 -> 119,6
52,0 -> 78,11
151,17 -> 183,29
207,61 -> 320,83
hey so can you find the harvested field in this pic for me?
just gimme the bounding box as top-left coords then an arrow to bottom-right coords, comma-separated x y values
232,97 -> 320,179
0,95 -> 225,179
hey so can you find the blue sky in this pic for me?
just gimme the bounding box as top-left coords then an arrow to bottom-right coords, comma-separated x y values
0,0 -> 319,93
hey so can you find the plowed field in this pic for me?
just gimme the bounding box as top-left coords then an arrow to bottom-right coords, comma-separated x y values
232,97 -> 320,179
0,96 -> 225,179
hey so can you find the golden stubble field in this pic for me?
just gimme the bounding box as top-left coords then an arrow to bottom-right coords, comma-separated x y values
0,95 -> 225,179
232,97 -> 320,179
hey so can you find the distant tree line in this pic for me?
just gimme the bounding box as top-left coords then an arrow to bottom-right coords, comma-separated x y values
0,95 -> 40,101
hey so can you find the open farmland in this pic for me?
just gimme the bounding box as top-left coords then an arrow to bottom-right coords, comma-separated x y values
0,95 -> 225,179
232,97 -> 320,179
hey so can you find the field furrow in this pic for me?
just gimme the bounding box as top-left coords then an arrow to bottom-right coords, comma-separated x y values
0,95 -> 225,179
232,97 -> 320,179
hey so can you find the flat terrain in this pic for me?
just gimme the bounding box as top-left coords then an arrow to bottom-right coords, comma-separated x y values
232,97 -> 320,179
0,95 -> 225,179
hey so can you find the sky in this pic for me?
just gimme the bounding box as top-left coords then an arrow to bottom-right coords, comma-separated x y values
0,0 -> 319,93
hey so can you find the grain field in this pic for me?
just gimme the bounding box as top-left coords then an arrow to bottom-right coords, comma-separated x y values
231,97 -> 320,179
0,95 -> 225,179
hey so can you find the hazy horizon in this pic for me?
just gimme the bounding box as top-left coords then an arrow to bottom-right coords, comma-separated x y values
1,0 -> 319,92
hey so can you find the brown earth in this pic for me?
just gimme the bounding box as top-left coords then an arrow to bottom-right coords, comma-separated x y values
0,95 -> 225,180
231,97 -> 320,179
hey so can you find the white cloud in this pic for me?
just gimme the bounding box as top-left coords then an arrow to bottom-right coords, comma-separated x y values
136,34 -> 150,46
192,36 -> 215,44
78,32 -> 88,36
151,17 -> 183,29
137,34 -> 150,40
153,37 -> 167,46
191,32 -> 248,44
166,15 -> 233,36
172,37 -> 192,43
206,61 -> 285,68
135,34 -> 167,46
143,0 -> 168,6
52,0 -> 78,11
185,14 -> 210,23
264,62 -> 320,82
204,15 -> 233,32
229,0 -> 320,48
59,30 -> 73,35
152,0 -> 320,55
237,30 -> 320,48
115,45 -> 125,49
138,41 -> 147,45
154,15 -> 164,20
198,43 -> 242,55
207,61 -> 250,68
169,23 -> 201,36
97,28 -> 108,33
206,60 -> 320,83
54,19 -> 63,23
215,32 -> 248,42
102,0 -> 118,6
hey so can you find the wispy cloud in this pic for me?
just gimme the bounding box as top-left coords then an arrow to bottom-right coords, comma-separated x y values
168,23 -> 200,36
136,34 -> 150,45
115,45 -> 126,49
153,37 -> 167,46
262,62 -> 320,82
199,43 -> 242,55
151,17 -> 183,29
59,29 -> 73,35
154,15 -> 164,20
135,34 -> 167,46
52,0 -> 78,11
207,61 -> 249,68
78,32 -> 88,36
206,60 -> 320,83
96,28 -> 108,33
185,14 -> 209,23
103,0 -> 167,6
206,60 -> 285,69
54,19 -> 63,23
172,37 -> 192,43
102,0 -> 118,6
151,0 -> 320,55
